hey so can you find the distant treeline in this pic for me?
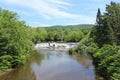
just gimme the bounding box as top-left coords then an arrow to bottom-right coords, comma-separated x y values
33,25 -> 93,43
41,24 -> 94,28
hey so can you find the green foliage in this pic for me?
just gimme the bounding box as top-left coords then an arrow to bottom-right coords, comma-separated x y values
33,28 -> 47,43
91,2 -> 120,47
32,24 -> 92,43
75,32 -> 98,53
47,31 -> 56,41
93,45 -> 120,80
64,31 -> 84,42
42,25 -> 91,42
105,2 -> 120,44
0,55 -> 13,72
68,48 -> 77,55
11,55 -> 28,68
76,2 -> 120,80
54,31 -> 64,41
0,8 -> 34,72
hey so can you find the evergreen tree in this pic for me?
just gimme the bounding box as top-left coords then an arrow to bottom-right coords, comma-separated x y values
91,8 -> 104,47
91,2 -> 120,47
105,1 -> 120,45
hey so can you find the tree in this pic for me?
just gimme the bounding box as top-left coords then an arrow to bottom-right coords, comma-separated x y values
105,2 -> 120,45
33,28 -> 47,43
91,8 -> 105,47
91,2 -> 120,47
0,8 -> 34,71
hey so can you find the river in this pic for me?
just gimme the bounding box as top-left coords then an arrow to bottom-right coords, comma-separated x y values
0,43 -> 100,80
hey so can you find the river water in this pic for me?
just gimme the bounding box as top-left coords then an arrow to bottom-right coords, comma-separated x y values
0,43 -> 99,80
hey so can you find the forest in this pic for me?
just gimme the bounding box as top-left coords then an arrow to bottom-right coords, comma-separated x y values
33,24 -> 93,43
0,1 -> 120,80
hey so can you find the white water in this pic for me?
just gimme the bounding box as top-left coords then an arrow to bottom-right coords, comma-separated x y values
35,42 -> 78,50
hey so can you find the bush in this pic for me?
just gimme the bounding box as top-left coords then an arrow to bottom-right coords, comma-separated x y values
76,38 -> 120,80
93,45 -> 120,80
11,55 -> 28,68
68,48 -> 77,55
0,55 -> 13,72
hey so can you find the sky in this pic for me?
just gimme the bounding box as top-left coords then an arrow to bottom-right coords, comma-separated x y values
0,0 -> 120,27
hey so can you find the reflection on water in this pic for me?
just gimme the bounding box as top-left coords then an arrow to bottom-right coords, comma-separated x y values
0,49 -> 98,80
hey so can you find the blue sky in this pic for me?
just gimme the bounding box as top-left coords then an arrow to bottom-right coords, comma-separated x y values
0,0 -> 119,27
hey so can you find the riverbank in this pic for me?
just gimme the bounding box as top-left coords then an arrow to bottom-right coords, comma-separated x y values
0,43 -> 77,75
73,43 -> 120,80
0,69 -> 14,77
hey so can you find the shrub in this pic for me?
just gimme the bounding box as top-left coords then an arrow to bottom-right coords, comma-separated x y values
68,48 -> 77,55
0,55 -> 13,72
93,45 -> 120,80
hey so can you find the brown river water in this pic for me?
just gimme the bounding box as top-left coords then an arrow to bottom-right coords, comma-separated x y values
0,48 -> 100,80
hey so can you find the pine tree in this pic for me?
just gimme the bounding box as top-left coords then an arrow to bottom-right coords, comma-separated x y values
91,5 -> 117,47
91,8 -> 104,47
105,1 -> 120,45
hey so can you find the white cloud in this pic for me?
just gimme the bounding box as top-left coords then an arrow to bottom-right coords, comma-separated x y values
3,0 -> 19,3
49,0 -> 71,6
42,24 -> 51,27
30,21 -> 51,27
14,10 -> 31,16
1,0 -> 100,26
2,0 -> 86,20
